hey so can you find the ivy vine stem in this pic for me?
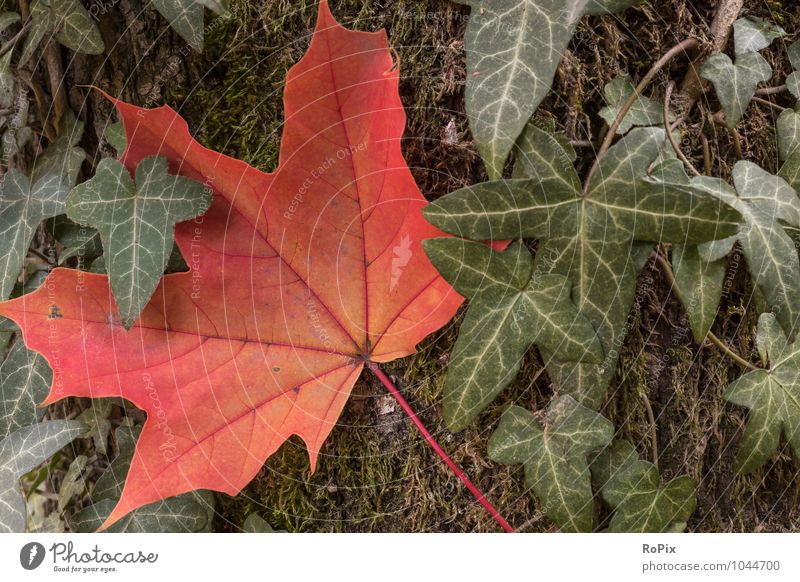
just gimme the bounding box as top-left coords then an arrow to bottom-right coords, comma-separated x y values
0,20 -> 31,58
369,364 -> 515,533
582,37 -> 700,196
701,134 -> 712,174
755,84 -> 787,95
663,81 -> 702,177
653,252 -> 760,372
727,124 -> 744,160
752,96 -> 786,112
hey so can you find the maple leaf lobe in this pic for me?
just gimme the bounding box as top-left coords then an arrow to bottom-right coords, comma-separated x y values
0,0 -> 461,529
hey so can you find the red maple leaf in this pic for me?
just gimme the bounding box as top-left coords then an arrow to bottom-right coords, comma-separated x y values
0,2 -> 511,529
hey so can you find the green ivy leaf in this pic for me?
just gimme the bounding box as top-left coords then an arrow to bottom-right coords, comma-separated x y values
426,128 -> 739,244
76,399 -> 113,455
672,245 -> 727,342
70,495 -> 213,533
649,157 -> 728,342
425,127 -> 741,408
724,313 -> 800,473
591,440 -> 696,532
488,397 -> 613,532
31,111 -> 86,188
92,425 -> 141,502
104,121 -> 127,153
0,341 -> 51,440
700,52 -> 772,128
51,0 -> 104,53
20,0 -> 104,64
599,76 -> 669,134
777,107 -> 800,166
66,156 -> 211,328
784,37 -> 800,99
512,120 -> 578,190
453,0 -> 638,178
46,215 -> 103,266
732,17 -> 784,56
0,52 -> 14,111
789,40 -> 800,72
0,11 -> 20,33
778,107 -> 800,189
787,73 -> 800,101
243,513 -> 282,532
0,420 -> 86,533
0,170 -> 68,299
58,454 -> 88,511
424,239 -> 602,430
152,0 -> 229,51
584,0 -> 642,14
69,425 -> 214,532
697,162 -> 800,336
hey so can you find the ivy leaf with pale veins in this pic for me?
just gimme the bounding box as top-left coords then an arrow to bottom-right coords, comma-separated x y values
488,397 -> 613,532
591,440 -> 696,532
778,106 -> 800,189
0,170 -> 68,299
104,121 -> 127,154
697,162 -> 800,336
700,52 -> 772,128
20,0 -> 104,64
424,239 -> 602,430
46,215 -> 103,266
0,341 -> 52,440
652,157 -> 728,342
786,41 -> 800,100
66,156 -> 211,328
454,0 -> 640,178
0,51 -> 13,111
58,454 -> 88,511
599,76 -> 669,134
31,111 -> 86,188
789,41 -> 800,72
425,127 -> 742,409
0,11 -> 20,32
71,493 -> 213,533
673,244 -> 727,342
69,426 -> 214,532
732,17 -> 784,56
724,313 -> 800,473
76,399 -> 113,455
777,107 -> 800,168
0,420 -> 86,533
152,0 -> 229,51
787,73 -> 800,102
243,513 -> 280,532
